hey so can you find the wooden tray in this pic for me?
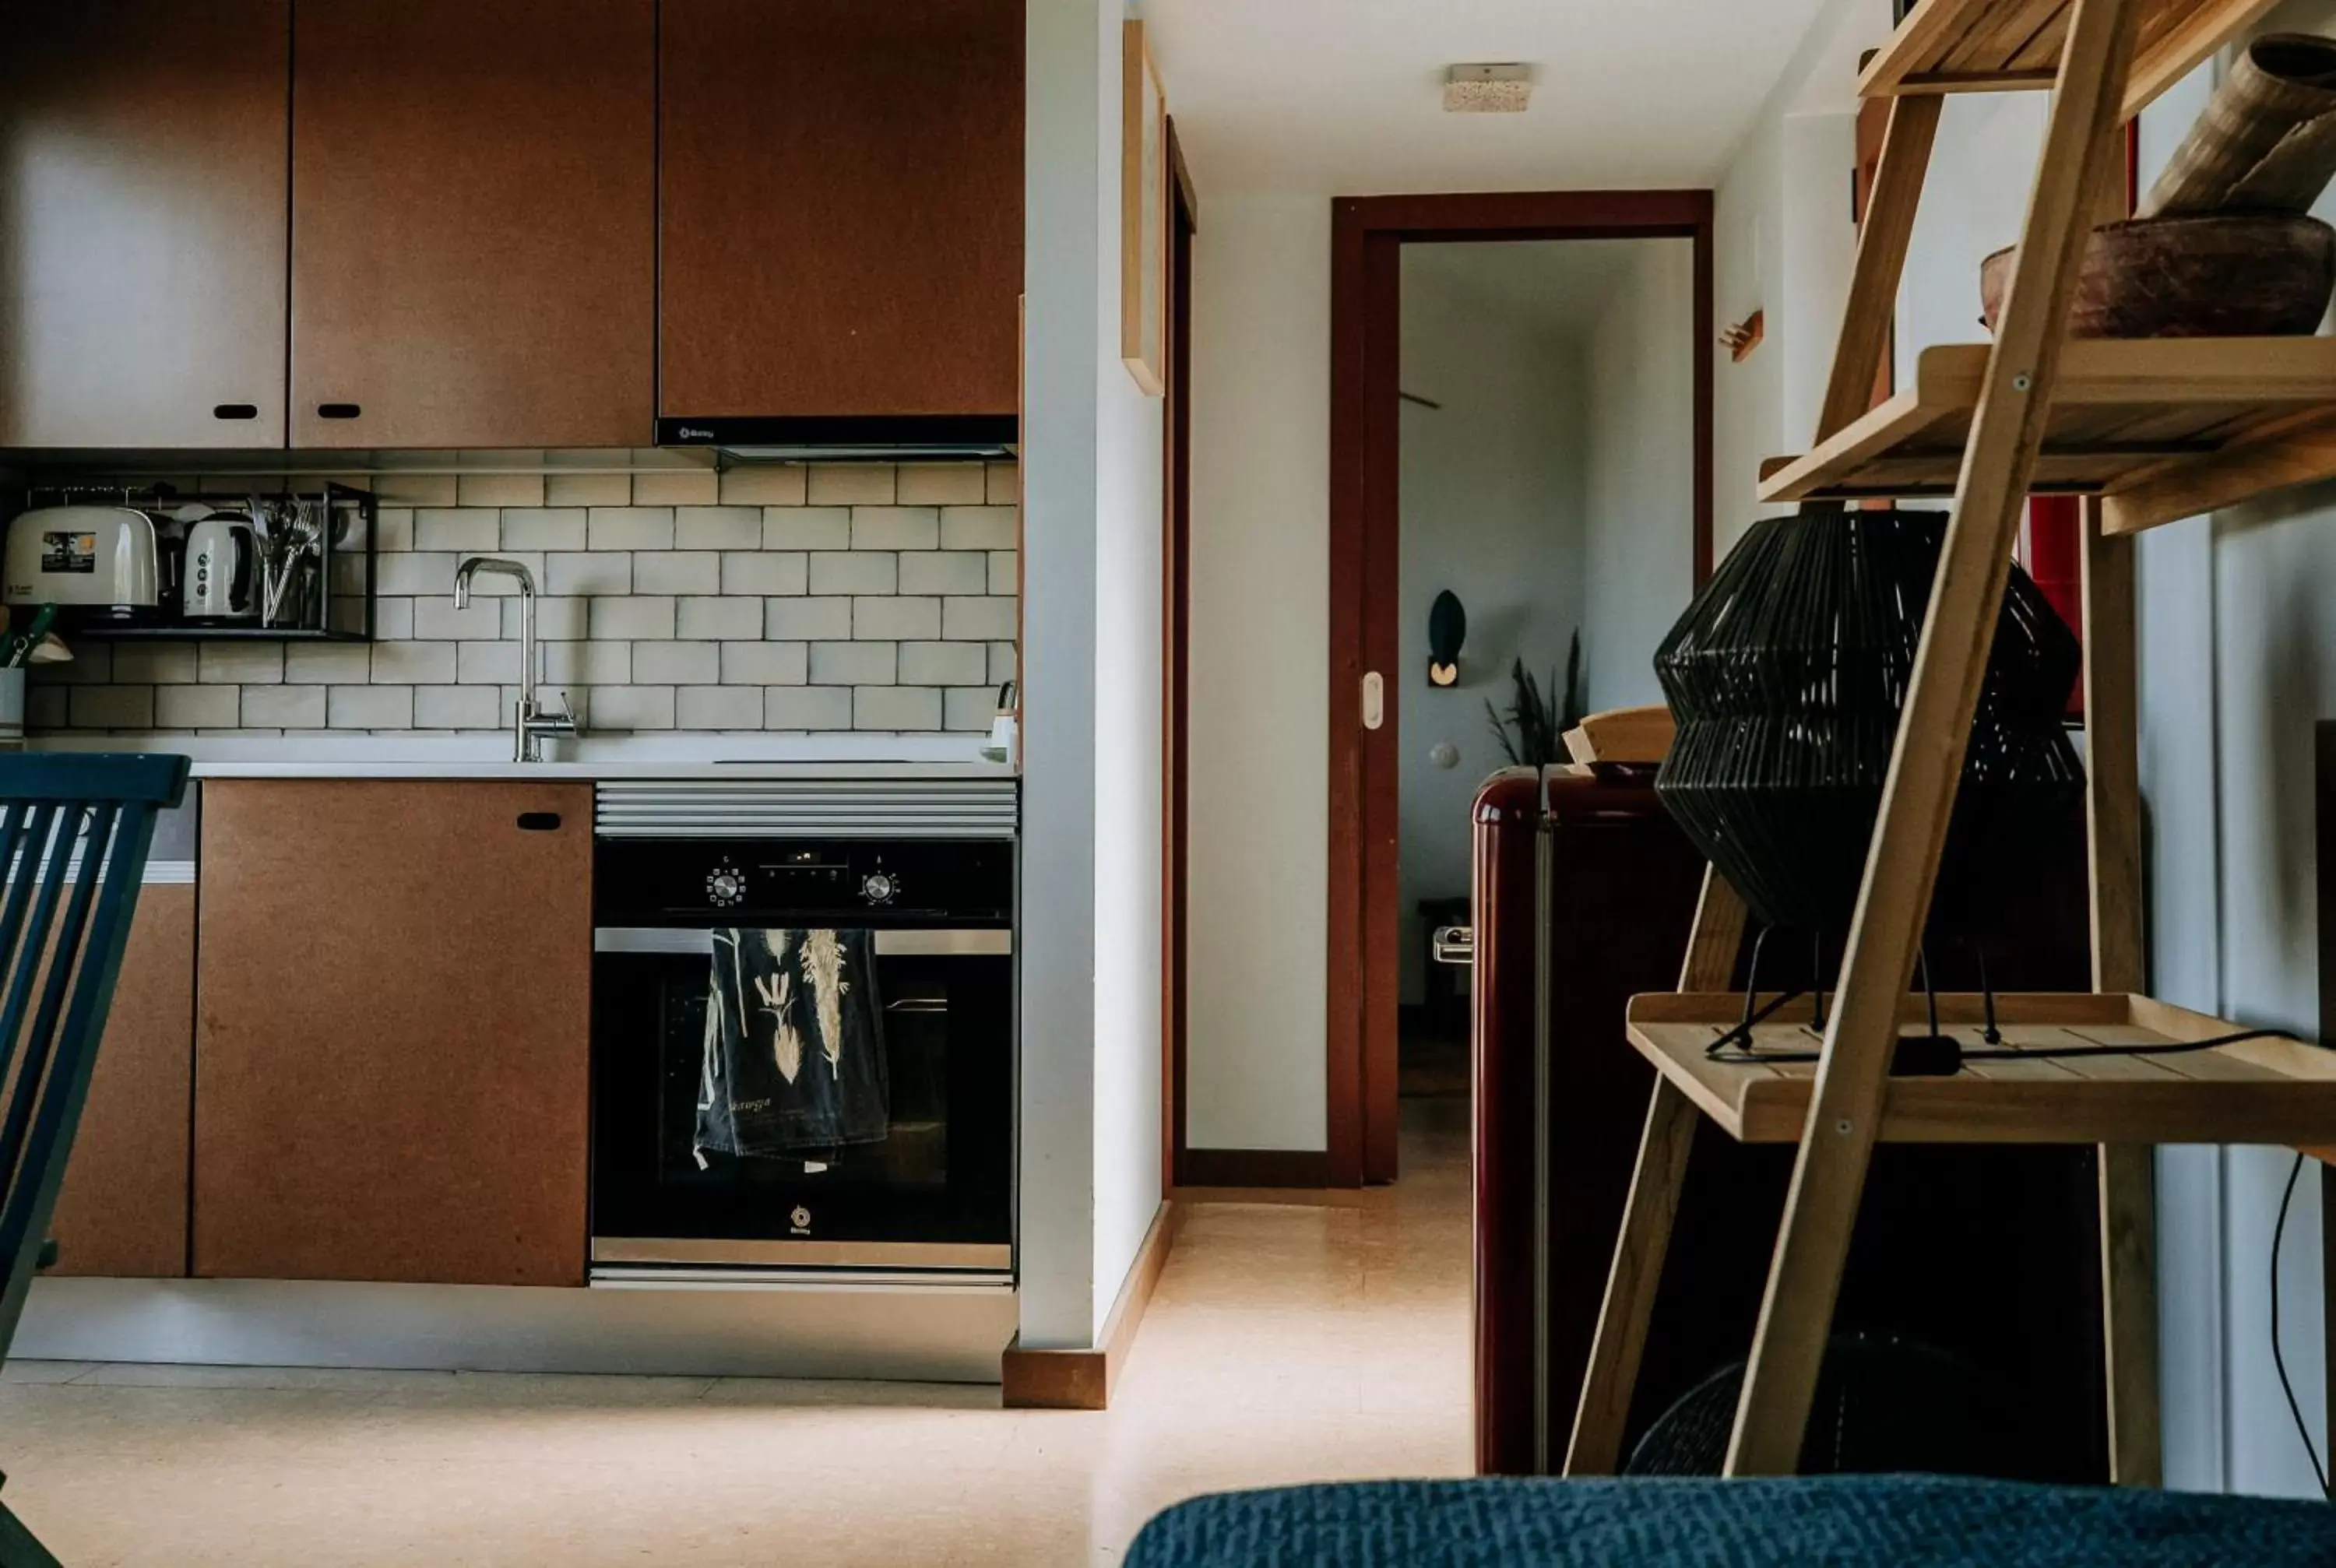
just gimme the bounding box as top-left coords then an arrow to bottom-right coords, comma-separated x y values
1629,991 -> 2336,1146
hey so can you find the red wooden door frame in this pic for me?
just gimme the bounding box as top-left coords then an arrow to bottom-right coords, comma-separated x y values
1326,190 -> 1716,1187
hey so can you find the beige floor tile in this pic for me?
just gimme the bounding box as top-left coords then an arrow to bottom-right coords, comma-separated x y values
0,1099 -> 1474,1565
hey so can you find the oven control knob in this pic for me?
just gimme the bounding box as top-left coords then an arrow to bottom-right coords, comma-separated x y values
705,861 -> 746,908
860,871 -> 898,905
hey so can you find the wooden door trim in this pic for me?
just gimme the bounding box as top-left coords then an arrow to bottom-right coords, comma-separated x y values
1326,189 -> 1716,1187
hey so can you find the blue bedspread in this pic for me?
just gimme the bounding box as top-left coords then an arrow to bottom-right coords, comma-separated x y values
1124,1475 -> 2336,1566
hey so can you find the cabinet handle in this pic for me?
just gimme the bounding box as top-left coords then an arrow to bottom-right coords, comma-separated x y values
516,812 -> 562,831
317,403 -> 362,420
213,403 -> 259,420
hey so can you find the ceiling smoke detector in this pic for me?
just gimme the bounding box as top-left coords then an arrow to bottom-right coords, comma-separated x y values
1444,64 -> 1533,114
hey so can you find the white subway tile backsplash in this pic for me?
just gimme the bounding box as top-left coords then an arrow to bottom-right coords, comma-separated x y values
850,508 -> 940,551
941,596 -> 1018,641
763,508 -> 852,550
631,640 -> 718,685
457,640 -> 522,686
806,465 -> 895,505
941,505 -> 1018,550
854,686 -> 940,731
328,684 -> 413,729
720,468 -> 807,506
71,686 -> 153,728
677,685 -> 764,730
112,642 -> 198,684
899,551 -> 988,596
30,463 -> 1018,738
897,464 -> 988,505
719,551 -> 807,596
766,597 -> 853,642
944,685 -> 1000,733
285,644 -> 371,684
631,470 -> 719,507
764,685 -> 853,731
199,643 -> 284,684
370,641 -> 456,685
899,642 -> 987,686
635,551 -> 721,595
156,684 -> 239,729
413,684 -> 501,730
587,507 -> 677,550
586,685 -> 675,730
499,508 -> 589,551
853,596 -> 940,641
544,472 -> 631,507
242,685 -> 327,728
720,640 -> 807,686
810,551 -> 895,596
810,642 -> 895,685
414,508 -> 500,553
674,507 -> 763,550
678,596 -> 763,640
589,596 -> 677,641
547,551 -> 632,596
456,472 -> 544,508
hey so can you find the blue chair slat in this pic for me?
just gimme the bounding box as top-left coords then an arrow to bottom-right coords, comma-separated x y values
0,755 -> 188,1566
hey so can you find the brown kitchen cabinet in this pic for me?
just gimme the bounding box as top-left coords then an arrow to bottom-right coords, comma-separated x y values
0,1 -> 292,448
290,1 -> 656,449
193,781 -> 593,1287
45,884 -> 197,1279
660,0 -> 1025,420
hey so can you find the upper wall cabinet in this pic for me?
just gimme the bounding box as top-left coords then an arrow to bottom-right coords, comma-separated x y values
0,1 -> 292,449
290,0 -> 656,450
660,0 -> 1025,421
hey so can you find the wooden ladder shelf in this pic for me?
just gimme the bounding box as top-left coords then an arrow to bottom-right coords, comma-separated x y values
1567,0 -> 2336,1489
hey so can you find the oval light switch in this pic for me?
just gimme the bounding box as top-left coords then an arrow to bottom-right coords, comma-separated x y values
1362,671 -> 1385,732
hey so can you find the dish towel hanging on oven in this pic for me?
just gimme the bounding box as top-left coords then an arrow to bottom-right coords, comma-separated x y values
695,928 -> 891,1162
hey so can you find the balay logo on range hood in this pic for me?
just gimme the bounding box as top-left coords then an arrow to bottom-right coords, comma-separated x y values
658,415 -> 1017,463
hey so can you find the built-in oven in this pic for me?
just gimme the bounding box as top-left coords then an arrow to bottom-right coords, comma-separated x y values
590,783 -> 1014,1286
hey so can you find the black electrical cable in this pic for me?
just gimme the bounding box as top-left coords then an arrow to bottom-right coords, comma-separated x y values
2271,1149 -> 2332,1501
1705,1026 -> 2306,1067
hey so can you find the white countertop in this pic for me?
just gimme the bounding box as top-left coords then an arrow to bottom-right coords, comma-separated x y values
27,733 -> 1018,782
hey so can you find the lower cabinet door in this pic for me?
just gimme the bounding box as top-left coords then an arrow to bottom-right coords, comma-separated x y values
47,884 -> 197,1278
192,781 -> 593,1286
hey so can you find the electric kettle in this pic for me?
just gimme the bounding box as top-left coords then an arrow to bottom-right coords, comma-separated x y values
182,514 -> 260,621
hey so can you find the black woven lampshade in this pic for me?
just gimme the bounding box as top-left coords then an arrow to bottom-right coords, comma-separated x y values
1653,508 -> 2084,937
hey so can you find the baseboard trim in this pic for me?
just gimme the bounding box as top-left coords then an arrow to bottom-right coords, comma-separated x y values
1001,1198 -> 1182,1411
1179,1148 -> 1332,1188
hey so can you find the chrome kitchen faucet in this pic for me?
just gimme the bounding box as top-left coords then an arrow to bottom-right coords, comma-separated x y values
453,556 -> 579,762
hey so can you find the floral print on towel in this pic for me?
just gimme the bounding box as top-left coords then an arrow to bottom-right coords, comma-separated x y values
696,928 -> 889,1161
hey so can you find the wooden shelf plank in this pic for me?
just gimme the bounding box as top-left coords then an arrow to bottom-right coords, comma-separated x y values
1759,337 -> 2336,507
1860,0 -> 2278,114
1627,992 -> 2336,1148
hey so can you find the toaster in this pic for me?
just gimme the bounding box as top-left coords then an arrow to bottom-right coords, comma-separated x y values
4,505 -> 160,617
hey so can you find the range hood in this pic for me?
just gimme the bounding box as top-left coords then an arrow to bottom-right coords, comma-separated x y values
657,416 -> 1017,463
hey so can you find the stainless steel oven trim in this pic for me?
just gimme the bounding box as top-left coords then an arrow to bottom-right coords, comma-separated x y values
594,779 -> 1017,839
593,928 -> 1011,957
589,1267 -> 1014,1293
593,1237 -> 1012,1271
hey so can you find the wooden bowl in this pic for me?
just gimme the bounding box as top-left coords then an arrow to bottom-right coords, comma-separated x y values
1980,213 -> 2336,338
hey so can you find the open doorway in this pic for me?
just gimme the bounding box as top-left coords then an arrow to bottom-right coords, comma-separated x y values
1330,194 -> 1714,1186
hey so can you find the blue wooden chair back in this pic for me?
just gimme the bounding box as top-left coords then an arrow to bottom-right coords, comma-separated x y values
0,754 -> 188,1362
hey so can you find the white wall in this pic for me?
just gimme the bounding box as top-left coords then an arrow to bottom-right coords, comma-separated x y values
1184,193 -> 1332,1151
1581,238 -> 1697,710
1395,248 -> 1586,1004
1020,0 -> 1165,1347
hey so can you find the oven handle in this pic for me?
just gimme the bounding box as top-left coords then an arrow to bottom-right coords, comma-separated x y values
593,927 -> 1011,958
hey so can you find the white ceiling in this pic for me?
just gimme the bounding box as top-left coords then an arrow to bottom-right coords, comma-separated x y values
1403,238 -> 1678,342
1141,0 -> 1839,196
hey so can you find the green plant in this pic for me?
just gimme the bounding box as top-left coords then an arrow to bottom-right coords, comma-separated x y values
1486,631 -> 1587,767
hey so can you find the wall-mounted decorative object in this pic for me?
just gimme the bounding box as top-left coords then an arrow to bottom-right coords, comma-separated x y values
1121,20 -> 1167,396
1652,508 -> 2082,939
1721,308 -> 1764,362
1427,589 -> 1467,686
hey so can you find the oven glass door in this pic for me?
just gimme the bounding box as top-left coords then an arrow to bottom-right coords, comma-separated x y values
592,930 -> 1011,1258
